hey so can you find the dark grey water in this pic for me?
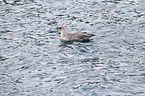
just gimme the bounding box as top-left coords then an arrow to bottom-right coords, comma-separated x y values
0,0 -> 145,95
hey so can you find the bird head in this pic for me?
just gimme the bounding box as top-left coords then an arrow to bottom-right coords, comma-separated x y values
56,26 -> 65,32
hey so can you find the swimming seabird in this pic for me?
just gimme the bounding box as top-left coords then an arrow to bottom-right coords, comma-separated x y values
56,26 -> 95,42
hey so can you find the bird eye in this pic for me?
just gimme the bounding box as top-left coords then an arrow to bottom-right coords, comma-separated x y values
58,27 -> 62,29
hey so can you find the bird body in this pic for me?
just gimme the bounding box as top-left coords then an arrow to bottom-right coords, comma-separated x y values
57,26 -> 95,42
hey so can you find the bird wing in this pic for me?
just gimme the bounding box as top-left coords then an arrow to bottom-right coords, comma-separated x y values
67,31 -> 95,41
78,32 -> 95,40
65,31 -> 82,41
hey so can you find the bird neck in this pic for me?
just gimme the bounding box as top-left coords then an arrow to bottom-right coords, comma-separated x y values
61,28 -> 68,37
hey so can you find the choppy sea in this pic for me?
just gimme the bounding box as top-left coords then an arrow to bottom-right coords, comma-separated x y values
0,0 -> 145,95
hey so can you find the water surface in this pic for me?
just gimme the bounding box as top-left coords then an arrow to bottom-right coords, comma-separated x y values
0,0 -> 145,95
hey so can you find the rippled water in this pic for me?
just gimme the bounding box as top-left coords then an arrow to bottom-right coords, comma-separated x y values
0,0 -> 145,95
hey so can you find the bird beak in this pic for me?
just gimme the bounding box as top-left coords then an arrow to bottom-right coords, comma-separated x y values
56,28 -> 58,32
56,27 -> 59,32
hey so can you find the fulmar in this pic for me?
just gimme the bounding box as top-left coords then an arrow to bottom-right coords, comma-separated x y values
56,26 -> 95,42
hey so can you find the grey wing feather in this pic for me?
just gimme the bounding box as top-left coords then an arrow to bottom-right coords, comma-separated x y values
79,32 -> 95,39
67,31 -> 95,41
